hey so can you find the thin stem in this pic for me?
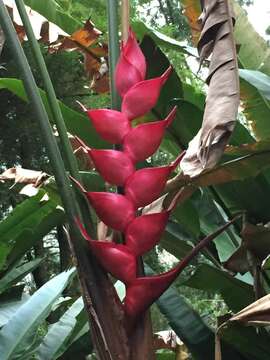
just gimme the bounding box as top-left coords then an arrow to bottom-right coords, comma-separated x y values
121,0 -> 129,43
106,0 -> 121,110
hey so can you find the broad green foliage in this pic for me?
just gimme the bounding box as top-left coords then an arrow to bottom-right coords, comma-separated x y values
239,69 -> 270,140
0,188 -> 64,273
0,269 -> 75,360
36,296 -> 88,360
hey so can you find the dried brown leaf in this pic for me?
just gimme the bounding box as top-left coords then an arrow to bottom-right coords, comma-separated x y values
49,20 -> 109,94
181,0 -> 240,177
70,20 -> 102,48
0,167 -> 48,186
153,330 -> 183,350
97,221 -> 110,241
68,134 -> 94,170
4,0 -> 68,43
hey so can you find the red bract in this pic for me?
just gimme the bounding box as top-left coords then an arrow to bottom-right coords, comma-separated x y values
125,156 -> 181,208
125,211 -> 170,256
115,29 -> 146,97
88,149 -> 135,186
124,266 -> 179,320
123,107 -> 177,163
86,192 -> 135,231
89,241 -> 137,284
125,166 -> 173,208
121,67 -> 172,120
87,109 -> 130,144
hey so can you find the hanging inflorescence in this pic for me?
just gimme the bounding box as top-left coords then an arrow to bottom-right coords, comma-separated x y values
76,29 -> 187,326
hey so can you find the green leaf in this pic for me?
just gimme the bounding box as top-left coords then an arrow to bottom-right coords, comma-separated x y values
0,189 -> 64,272
146,265 -> 243,360
162,221 -> 193,260
240,70 -> 270,100
173,199 -> 201,238
24,0 -> 82,34
194,190 -> 240,262
0,78 -> 107,148
233,1 -> 270,76
0,294 -> 30,328
0,258 -> 43,295
240,72 -> 270,141
80,171 -> 105,191
133,20 -> 194,54
37,297 -> 87,360
156,280 -> 214,359
156,351 -> 175,360
0,268 -> 76,360
184,264 -> 254,312
221,324 -> 270,360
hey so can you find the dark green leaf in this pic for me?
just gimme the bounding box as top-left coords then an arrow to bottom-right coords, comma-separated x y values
37,297 -> 87,360
184,264 -> 254,312
0,78 -> 107,148
0,258 -> 43,294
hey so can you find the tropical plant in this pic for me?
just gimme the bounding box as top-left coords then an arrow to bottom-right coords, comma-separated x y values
0,0 -> 270,359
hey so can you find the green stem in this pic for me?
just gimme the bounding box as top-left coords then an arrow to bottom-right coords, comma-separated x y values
15,0 -> 80,181
106,0 -> 121,110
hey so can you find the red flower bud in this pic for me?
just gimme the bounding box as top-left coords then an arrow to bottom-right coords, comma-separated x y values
115,29 -> 146,97
86,192 -> 135,231
123,107 -> 177,163
88,149 -> 135,186
126,211 -> 170,256
124,265 -> 180,320
89,241 -> 137,284
75,219 -> 137,284
87,109 -> 131,144
121,67 -> 172,120
125,156 -> 181,208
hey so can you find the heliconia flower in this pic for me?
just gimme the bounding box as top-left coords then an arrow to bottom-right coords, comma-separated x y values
74,28 -> 203,327
75,219 -> 137,284
121,67 -> 172,120
115,29 -> 146,97
125,211 -> 170,256
123,107 -> 177,163
124,265 -> 180,320
85,192 -> 135,231
88,149 -> 135,186
87,109 -> 131,144
125,155 -> 181,208
88,241 -> 137,284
